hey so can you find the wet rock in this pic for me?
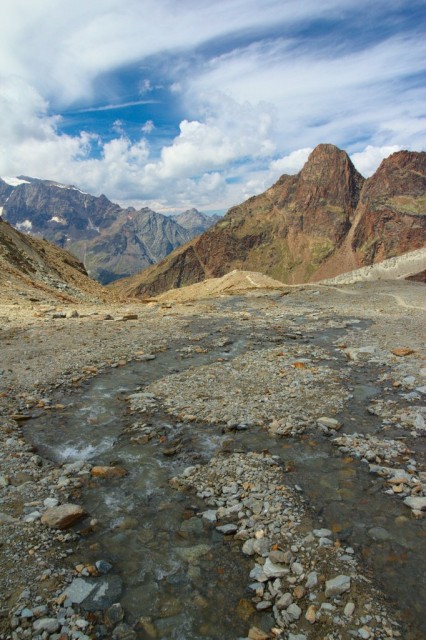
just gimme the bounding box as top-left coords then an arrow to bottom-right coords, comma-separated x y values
216,523 -> 238,534
112,622 -> 137,639
41,503 -> 86,529
91,466 -> 128,479
63,575 -> 123,611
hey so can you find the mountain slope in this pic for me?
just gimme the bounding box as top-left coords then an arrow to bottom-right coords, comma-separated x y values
171,208 -> 221,235
0,178 -> 219,283
0,218 -> 109,303
110,145 -> 426,298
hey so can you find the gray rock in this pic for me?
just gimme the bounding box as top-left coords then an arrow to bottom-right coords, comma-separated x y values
263,557 -> 289,578
403,496 -> 426,511
287,603 -> 302,621
63,576 -> 123,611
32,618 -> 60,633
216,523 -> 238,534
325,575 -> 351,597
305,571 -> 318,589
201,510 -> 217,523
276,593 -> 293,609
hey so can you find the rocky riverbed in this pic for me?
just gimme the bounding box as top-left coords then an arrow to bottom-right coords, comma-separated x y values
0,280 -> 425,639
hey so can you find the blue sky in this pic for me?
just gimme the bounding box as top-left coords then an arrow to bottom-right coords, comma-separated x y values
0,0 -> 425,213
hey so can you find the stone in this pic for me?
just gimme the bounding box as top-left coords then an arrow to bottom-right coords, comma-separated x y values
305,604 -> 316,624
344,602 -> 355,617
391,348 -> 415,357
403,496 -> 426,511
63,576 -> 123,611
262,557 -> 290,578
66,310 -> 79,318
287,603 -> 302,621
305,571 -> 318,589
317,417 -> 341,430
201,510 -> 217,523
216,523 -> 238,534
105,603 -> 125,627
313,528 -> 332,538
41,504 -> 86,529
268,549 -> 288,564
32,618 -> 60,633
248,627 -> 270,640
91,466 -> 128,479
242,539 -> 256,555
112,622 -> 137,639
325,575 -> 351,597
276,593 -> 293,609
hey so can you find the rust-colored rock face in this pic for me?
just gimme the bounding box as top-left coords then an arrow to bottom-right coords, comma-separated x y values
351,151 -> 426,263
111,145 -> 425,298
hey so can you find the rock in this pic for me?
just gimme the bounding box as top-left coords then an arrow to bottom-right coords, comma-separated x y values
313,528 -> 332,538
122,314 -> 138,321
248,627 -> 270,640
112,622 -> 137,639
305,571 -> 318,589
276,593 -> 293,609
268,549 -> 288,564
344,602 -> 355,617
216,523 -> 238,534
91,466 -> 128,479
201,510 -> 217,523
63,575 -> 123,611
391,348 -> 415,357
105,603 -> 125,627
95,560 -> 113,574
305,604 -> 317,624
403,496 -> 426,511
41,503 -> 86,529
176,544 -> 211,562
32,618 -> 60,633
287,603 -> 302,621
262,557 -> 290,578
242,539 -> 256,555
66,310 -> 79,318
317,417 -> 341,430
325,575 -> 351,597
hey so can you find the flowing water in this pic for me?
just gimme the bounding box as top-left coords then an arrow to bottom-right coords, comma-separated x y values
25,311 -> 426,639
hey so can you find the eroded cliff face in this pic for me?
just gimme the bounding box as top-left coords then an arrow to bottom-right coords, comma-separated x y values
351,151 -> 426,263
110,145 -> 426,298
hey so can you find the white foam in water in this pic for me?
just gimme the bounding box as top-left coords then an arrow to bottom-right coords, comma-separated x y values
57,437 -> 116,461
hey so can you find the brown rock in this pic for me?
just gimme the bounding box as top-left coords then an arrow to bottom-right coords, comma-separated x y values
306,604 -> 317,624
391,348 -> 415,357
109,146 -> 425,298
91,466 -> 128,479
248,627 -> 270,640
41,504 -> 86,529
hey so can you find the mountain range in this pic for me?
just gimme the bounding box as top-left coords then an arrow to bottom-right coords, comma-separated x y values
0,177 -> 220,284
110,144 -> 426,298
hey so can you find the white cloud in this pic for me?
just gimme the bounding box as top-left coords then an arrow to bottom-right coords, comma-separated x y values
0,1 -> 424,212
349,145 -> 404,177
269,148 -> 313,177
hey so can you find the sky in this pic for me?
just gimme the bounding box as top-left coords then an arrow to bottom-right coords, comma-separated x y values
0,0 -> 425,214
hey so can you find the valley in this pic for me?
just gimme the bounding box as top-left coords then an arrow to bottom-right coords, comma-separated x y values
0,279 -> 424,640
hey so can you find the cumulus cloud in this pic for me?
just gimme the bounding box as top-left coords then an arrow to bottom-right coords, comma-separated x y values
350,145 -> 404,176
0,0 -> 424,211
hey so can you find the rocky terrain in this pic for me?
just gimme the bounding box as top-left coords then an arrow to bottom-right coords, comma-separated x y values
0,270 -> 424,639
0,177 -> 219,284
0,218 -> 109,304
112,145 -> 426,298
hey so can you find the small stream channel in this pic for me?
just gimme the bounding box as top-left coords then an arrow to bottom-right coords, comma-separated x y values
25,310 -> 426,639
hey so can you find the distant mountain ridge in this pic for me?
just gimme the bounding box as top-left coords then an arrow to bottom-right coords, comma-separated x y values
0,177 -> 219,284
109,144 -> 426,298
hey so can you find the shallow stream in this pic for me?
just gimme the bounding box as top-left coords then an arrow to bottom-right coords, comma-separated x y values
25,308 -> 426,639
